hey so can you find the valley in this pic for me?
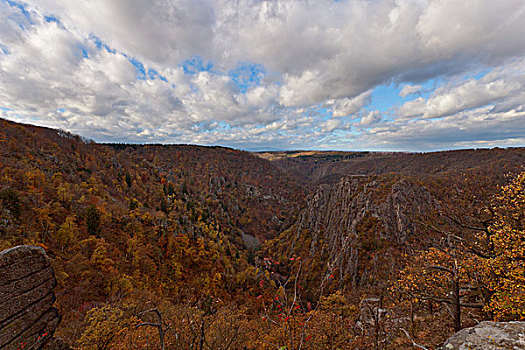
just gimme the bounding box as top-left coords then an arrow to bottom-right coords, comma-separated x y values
1,118 -> 525,349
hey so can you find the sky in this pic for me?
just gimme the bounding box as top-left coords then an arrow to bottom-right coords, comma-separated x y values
1,0 -> 525,151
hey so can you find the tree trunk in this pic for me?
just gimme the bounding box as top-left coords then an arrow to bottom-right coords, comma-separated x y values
199,319 -> 205,350
158,326 -> 165,350
452,279 -> 461,332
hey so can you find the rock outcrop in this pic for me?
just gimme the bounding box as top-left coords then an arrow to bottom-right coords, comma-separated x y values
292,175 -> 438,286
297,176 -> 436,245
0,245 -> 61,350
439,321 -> 525,349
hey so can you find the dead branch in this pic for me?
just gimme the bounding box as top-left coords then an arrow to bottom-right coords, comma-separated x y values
400,328 -> 428,350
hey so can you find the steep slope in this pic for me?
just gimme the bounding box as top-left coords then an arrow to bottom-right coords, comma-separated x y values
0,118 -> 305,342
261,150 -> 524,348
266,174 -> 439,294
2,118 -> 525,348
260,147 -> 525,295
0,118 -> 303,246
106,143 -> 304,241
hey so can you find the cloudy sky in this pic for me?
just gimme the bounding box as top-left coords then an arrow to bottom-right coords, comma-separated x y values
1,0 -> 525,151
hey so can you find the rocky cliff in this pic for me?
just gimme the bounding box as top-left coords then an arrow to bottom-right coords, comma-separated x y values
0,246 -> 62,350
287,175 -> 438,288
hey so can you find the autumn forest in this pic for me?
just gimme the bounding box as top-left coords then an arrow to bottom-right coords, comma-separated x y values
1,118 -> 525,349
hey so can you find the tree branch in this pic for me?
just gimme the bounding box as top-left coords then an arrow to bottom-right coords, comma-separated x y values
400,328 -> 428,350
428,265 -> 453,275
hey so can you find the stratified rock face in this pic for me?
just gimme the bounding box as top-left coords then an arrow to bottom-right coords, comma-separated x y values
0,245 -> 60,350
298,177 -> 436,245
294,176 -> 437,286
440,321 -> 525,350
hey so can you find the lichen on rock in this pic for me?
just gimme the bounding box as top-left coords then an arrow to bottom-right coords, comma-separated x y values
439,321 -> 525,350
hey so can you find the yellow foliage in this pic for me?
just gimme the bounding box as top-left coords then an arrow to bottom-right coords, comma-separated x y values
483,172 -> 525,320
77,306 -> 127,350
55,215 -> 78,249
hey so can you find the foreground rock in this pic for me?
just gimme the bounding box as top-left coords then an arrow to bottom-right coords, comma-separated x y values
440,321 -> 525,350
0,245 -> 61,350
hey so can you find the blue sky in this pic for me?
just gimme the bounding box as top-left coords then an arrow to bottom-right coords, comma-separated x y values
1,0 -> 525,151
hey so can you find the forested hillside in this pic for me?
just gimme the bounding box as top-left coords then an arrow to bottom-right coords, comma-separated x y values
1,118 -> 525,349
258,149 -> 525,185
0,118 -> 304,346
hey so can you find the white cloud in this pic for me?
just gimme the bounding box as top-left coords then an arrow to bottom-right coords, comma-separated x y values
359,107 -> 525,151
1,0 -> 525,150
329,90 -> 373,118
27,0 -> 215,65
398,97 -> 427,118
399,84 -> 422,97
398,58 -> 525,119
320,119 -> 342,133
81,50 -> 137,86
25,0 -> 525,107
359,111 -> 383,127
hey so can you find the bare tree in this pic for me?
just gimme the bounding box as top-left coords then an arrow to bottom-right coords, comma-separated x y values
137,308 -> 170,350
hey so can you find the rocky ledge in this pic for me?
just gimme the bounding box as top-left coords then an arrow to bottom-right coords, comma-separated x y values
0,245 -> 62,350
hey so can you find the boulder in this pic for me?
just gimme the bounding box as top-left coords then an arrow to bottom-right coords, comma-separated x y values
0,245 -> 61,350
440,321 -> 525,350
